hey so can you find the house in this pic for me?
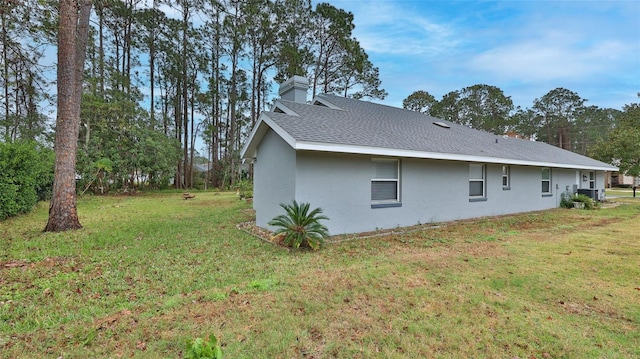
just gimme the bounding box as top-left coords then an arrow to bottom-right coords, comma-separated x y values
608,172 -> 639,188
241,76 -> 618,235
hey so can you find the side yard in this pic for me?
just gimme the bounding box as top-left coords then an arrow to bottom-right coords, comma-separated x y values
606,187 -> 639,198
1,192 -> 639,358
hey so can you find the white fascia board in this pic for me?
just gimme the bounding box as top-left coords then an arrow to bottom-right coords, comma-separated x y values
312,95 -> 344,110
241,113 -> 298,159
294,141 -> 618,171
240,117 -> 266,159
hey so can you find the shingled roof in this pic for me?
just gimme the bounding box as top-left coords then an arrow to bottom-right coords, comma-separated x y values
242,93 -> 617,171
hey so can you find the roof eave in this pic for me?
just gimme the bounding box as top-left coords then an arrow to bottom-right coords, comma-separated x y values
294,141 -> 618,171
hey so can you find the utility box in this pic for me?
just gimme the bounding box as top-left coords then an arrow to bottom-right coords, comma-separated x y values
577,189 -> 599,201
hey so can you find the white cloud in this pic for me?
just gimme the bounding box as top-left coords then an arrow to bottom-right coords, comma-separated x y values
340,1 -> 460,57
465,23 -> 636,86
344,0 -> 640,110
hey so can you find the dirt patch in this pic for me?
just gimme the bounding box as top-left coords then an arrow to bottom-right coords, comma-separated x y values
95,309 -> 138,331
1,259 -> 30,269
0,257 -> 81,272
581,217 -> 622,228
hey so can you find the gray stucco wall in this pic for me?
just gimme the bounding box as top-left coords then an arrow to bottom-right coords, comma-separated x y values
286,152 -> 607,235
294,152 -> 372,234
253,129 -> 296,229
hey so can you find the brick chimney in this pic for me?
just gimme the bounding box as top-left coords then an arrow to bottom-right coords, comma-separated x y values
278,76 -> 309,103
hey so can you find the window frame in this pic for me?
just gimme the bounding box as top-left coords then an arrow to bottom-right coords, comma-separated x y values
541,167 -> 552,196
589,171 -> 595,189
502,165 -> 511,190
371,158 -> 401,208
469,163 -> 487,201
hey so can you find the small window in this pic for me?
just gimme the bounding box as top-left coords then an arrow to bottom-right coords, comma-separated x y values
469,163 -> 486,198
371,159 -> 400,206
589,171 -> 595,189
542,168 -> 552,194
502,165 -> 510,189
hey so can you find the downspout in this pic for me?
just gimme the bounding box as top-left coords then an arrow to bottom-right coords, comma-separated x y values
555,170 -> 559,207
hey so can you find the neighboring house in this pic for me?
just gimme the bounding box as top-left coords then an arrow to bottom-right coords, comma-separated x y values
241,76 -> 618,235
608,172 -> 640,187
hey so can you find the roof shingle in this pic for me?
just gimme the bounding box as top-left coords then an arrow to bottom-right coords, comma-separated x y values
243,93 -> 617,171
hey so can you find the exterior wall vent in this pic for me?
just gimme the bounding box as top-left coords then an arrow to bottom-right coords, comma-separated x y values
433,121 -> 450,129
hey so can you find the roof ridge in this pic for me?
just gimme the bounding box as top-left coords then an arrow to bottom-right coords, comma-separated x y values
317,93 -> 447,122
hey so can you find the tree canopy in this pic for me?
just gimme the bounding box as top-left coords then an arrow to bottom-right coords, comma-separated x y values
402,90 -> 436,114
532,88 -> 586,151
403,85 -> 626,159
590,103 -> 640,177
1,0 -> 387,197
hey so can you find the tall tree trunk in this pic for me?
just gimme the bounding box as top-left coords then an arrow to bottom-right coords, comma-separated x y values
124,0 -> 132,95
250,46 -> 257,126
181,2 -> 189,189
189,98 -> 196,188
1,7 -> 9,129
98,2 -> 104,96
174,80 -> 183,188
45,0 -> 92,232
229,56 -> 237,187
149,1 -> 157,128
560,125 -> 571,151
212,12 -> 221,187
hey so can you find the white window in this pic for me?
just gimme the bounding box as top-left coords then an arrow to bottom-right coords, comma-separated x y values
502,165 -> 510,189
371,159 -> 400,205
589,171 -> 595,189
469,163 -> 485,198
542,168 -> 552,194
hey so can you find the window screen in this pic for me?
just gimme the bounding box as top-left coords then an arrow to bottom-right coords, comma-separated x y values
469,163 -> 485,197
542,168 -> 551,194
502,165 -> 510,188
371,159 -> 399,202
372,181 -> 398,201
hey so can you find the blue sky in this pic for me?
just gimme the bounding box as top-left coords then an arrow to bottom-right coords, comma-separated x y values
321,0 -> 640,110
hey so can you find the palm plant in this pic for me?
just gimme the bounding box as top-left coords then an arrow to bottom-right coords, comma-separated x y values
268,200 -> 330,250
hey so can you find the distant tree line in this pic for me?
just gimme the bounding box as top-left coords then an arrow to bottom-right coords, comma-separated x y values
0,0 -> 386,196
403,87 -> 639,175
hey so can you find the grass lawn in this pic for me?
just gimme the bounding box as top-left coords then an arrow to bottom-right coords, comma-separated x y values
606,187 -> 639,198
1,192 -> 639,358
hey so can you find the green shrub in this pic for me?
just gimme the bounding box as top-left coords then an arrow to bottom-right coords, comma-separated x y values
571,193 -> 598,210
268,200 -> 330,250
0,141 -> 54,219
560,191 -> 573,209
185,334 -> 223,359
235,179 -> 253,199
